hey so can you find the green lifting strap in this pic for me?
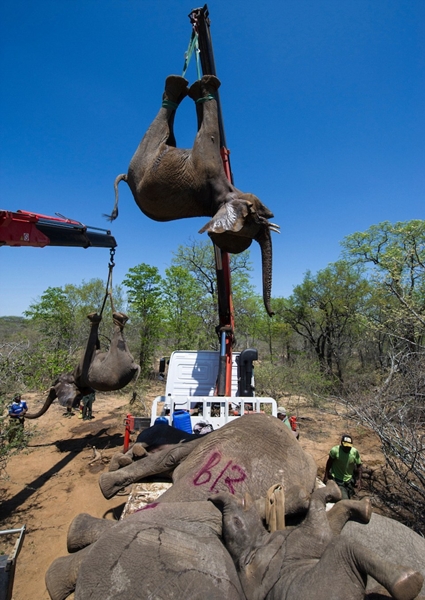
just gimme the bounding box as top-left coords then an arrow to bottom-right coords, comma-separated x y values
182,32 -> 201,80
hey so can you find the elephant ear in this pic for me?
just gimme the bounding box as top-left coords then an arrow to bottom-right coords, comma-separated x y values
199,200 -> 252,234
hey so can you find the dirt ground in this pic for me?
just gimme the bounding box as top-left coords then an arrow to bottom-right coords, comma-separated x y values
1,386 -> 385,600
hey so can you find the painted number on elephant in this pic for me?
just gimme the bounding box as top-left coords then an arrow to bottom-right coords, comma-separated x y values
193,452 -> 247,494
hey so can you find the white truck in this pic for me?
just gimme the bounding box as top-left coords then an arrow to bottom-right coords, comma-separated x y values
149,349 -> 277,432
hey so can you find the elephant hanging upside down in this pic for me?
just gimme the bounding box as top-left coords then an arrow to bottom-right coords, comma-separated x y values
73,312 -> 140,392
109,75 -> 280,316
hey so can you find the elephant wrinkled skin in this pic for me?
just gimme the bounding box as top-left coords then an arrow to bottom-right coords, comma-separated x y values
108,75 -> 279,316
45,416 -> 425,600
211,482 -> 424,600
73,311 -> 140,392
99,414 -> 317,513
47,502 -> 243,600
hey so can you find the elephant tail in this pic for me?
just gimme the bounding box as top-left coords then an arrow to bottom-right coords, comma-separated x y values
104,173 -> 128,221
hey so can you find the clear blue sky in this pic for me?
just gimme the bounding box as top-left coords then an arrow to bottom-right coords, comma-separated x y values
1,0 -> 424,317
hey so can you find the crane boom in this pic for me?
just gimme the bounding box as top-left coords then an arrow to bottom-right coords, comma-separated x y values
0,209 -> 117,249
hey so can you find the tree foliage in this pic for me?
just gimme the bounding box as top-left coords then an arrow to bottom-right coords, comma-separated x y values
279,261 -> 370,382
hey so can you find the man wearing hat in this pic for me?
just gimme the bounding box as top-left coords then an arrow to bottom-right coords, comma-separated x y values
323,434 -> 362,499
276,406 -> 299,439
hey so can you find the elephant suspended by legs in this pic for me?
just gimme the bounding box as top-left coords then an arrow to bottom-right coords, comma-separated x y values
108,75 -> 279,316
73,312 -> 140,392
25,312 -> 140,419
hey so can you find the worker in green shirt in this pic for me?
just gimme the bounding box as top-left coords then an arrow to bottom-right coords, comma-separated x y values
323,434 -> 362,499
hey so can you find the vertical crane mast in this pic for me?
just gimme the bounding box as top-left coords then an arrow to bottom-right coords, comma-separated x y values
188,5 -> 235,397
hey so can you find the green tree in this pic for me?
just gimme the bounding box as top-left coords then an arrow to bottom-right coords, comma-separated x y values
172,239 -> 256,348
123,264 -> 163,377
24,287 -> 76,380
342,220 -> 425,354
279,261 -> 370,382
161,265 -> 204,350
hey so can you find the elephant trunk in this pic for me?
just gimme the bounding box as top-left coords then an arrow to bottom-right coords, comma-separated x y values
255,226 -> 274,317
25,387 -> 57,419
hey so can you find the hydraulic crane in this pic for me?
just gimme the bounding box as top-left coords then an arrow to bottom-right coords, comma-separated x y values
188,5 -> 239,397
0,209 -> 117,249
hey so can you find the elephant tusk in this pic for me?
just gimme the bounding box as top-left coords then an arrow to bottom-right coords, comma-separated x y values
269,224 -> 281,233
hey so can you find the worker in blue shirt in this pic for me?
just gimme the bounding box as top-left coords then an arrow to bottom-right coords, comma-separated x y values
8,394 -> 28,442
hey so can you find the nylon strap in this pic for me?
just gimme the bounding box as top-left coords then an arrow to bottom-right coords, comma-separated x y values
162,99 -> 179,110
196,94 -> 215,104
182,32 -> 201,80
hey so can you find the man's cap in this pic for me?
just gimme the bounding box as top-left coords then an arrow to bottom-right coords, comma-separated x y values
277,406 -> 287,415
341,435 -> 353,447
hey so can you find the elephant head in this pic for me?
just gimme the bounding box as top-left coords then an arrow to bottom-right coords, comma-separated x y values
108,75 -> 279,316
25,373 -> 88,419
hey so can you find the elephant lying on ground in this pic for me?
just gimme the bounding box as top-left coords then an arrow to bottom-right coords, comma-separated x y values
46,501 -> 244,600
45,415 -> 425,599
108,75 -> 279,316
99,414 -> 317,515
211,482 -> 424,600
73,312 -> 140,392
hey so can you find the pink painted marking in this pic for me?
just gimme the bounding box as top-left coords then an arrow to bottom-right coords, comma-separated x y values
193,452 -> 222,487
193,452 -> 247,494
135,502 -> 159,512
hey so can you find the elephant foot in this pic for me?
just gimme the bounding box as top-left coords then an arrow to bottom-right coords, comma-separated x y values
188,74 -> 221,102
388,569 -> 424,600
112,312 -> 128,328
67,513 -> 113,552
132,442 -> 148,458
162,75 -> 189,107
45,547 -> 90,600
323,479 -> 342,503
99,470 -> 129,499
87,312 -> 102,324
355,496 -> 372,524
109,452 -> 133,472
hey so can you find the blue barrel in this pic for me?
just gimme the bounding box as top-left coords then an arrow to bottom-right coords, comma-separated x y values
155,416 -> 169,425
172,410 -> 192,434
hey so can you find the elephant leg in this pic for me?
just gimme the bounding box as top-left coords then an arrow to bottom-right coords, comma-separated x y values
130,75 -> 189,171
45,545 -> 91,600
300,481 -> 341,532
112,311 -> 128,329
108,451 -> 134,472
108,443 -> 147,472
326,497 -> 372,535
188,75 -> 223,170
292,537 -> 423,600
99,438 -> 201,499
67,513 -> 114,552
341,537 -> 424,600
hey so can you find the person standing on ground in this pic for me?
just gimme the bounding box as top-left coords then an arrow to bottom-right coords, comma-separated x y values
323,434 -> 363,499
80,390 -> 96,420
277,406 -> 299,439
8,394 -> 28,442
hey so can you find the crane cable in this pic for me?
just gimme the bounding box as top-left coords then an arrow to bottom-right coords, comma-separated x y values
99,247 -> 116,317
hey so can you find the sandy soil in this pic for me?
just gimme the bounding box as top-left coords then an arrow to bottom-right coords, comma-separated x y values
1,387 -> 385,600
